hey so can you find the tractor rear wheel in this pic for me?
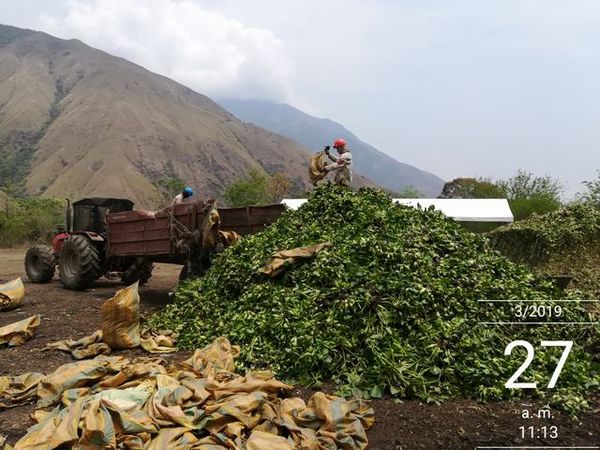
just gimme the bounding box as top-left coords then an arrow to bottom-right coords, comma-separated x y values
121,258 -> 154,286
25,245 -> 55,283
58,235 -> 101,290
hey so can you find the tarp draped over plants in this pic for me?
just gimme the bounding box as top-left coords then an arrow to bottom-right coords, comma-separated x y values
150,186 -> 600,412
260,243 -> 331,277
218,230 -> 242,247
0,278 -> 24,311
1,337 -> 374,449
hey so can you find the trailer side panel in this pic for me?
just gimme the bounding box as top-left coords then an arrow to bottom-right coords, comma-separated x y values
218,204 -> 285,236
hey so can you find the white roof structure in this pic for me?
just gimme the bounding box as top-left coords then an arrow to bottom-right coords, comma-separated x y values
280,198 -> 514,223
280,199 -> 309,210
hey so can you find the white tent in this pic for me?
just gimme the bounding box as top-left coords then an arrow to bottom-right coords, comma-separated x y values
280,198 -> 513,223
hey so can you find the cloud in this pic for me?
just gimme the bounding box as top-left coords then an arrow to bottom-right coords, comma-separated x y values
5,0 -> 599,194
36,0 -> 293,101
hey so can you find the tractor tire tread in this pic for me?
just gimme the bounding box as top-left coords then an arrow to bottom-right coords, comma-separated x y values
24,245 -> 55,283
59,235 -> 101,290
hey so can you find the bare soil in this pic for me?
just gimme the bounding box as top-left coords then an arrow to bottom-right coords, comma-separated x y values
1,248 -> 599,449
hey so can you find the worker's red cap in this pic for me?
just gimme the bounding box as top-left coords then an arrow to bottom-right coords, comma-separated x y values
333,138 -> 346,148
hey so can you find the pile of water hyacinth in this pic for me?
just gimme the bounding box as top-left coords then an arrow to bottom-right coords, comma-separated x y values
151,186 -> 600,412
490,202 -> 600,296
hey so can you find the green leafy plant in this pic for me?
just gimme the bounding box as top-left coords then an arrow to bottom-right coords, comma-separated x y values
497,170 -> 563,220
396,186 -> 423,198
578,169 -> 600,208
224,169 -> 291,206
150,186 -> 599,413
0,196 -> 64,247
489,202 -> 600,296
440,177 -> 504,199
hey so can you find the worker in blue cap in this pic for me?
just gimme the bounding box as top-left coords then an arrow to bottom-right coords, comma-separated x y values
171,186 -> 194,206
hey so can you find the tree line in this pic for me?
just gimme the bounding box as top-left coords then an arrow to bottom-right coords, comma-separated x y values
1,169 -> 599,247
442,169 -> 600,220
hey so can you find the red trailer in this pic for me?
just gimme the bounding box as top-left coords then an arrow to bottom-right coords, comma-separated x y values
217,204 -> 286,236
107,201 -> 287,281
107,202 -> 286,258
107,200 -> 217,262
25,199 -> 286,290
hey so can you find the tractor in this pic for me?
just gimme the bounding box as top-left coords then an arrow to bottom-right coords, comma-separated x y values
25,198 -> 153,290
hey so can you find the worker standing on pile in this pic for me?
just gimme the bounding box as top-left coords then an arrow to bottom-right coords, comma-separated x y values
171,186 -> 194,205
323,138 -> 353,186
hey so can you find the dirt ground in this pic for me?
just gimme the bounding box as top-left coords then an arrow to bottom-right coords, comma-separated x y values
1,247 -> 599,449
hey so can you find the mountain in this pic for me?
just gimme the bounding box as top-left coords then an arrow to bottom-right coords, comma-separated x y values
219,99 -> 445,197
0,24 -> 375,208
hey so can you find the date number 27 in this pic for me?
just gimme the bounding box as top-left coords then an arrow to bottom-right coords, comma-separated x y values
504,340 -> 572,389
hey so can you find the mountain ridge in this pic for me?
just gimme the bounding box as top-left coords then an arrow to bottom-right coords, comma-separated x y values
0,24 -> 376,208
219,98 -> 445,197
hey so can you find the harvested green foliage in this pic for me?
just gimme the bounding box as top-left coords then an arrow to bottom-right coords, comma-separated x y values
489,202 -> 600,296
490,202 -> 600,263
151,186 -> 599,412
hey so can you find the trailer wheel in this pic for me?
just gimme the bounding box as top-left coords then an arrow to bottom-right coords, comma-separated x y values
25,245 -> 56,283
121,258 -> 154,286
59,235 -> 101,290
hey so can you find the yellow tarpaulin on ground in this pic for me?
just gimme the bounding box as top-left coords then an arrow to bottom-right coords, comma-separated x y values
5,337 -> 374,449
45,330 -> 111,360
36,356 -> 127,407
260,242 -> 331,277
0,315 -> 40,347
0,278 -> 25,312
46,329 -> 178,358
102,281 -> 141,350
0,372 -> 45,408
139,328 -> 178,354
182,336 -> 239,377
309,152 -> 327,185
47,281 -> 176,359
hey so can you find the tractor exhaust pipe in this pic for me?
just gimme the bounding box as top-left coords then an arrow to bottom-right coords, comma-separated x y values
65,199 -> 72,233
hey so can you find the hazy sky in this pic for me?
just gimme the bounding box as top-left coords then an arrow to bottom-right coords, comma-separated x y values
1,0 -> 599,195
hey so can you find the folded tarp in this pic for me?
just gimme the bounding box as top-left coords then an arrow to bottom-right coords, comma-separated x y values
259,243 -> 331,277
309,152 -> 327,185
46,329 -> 177,359
102,281 -> 141,350
0,278 -> 25,312
0,372 -> 45,408
0,315 -> 40,347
